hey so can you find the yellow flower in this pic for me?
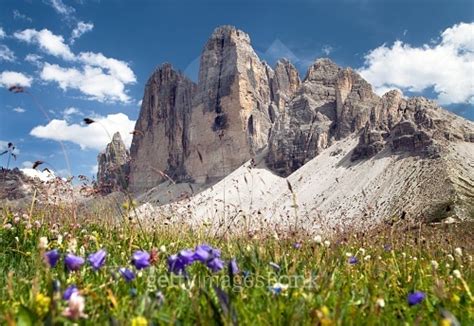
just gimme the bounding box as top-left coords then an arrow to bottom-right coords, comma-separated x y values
35,293 -> 51,318
320,306 -> 330,317
451,294 -> 460,303
131,316 -> 148,326
440,318 -> 451,326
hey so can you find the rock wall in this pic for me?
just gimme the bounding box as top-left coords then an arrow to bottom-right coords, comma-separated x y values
97,132 -> 130,193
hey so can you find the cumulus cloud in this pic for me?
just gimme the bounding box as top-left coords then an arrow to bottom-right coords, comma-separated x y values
25,53 -> 43,66
30,113 -> 136,151
13,107 -> 26,113
0,45 -> 15,62
15,28 -> 136,103
0,71 -> 33,87
0,27 -> 5,39
62,107 -> 82,120
40,63 -> 132,102
358,22 -> 474,105
70,21 -> 93,44
14,28 -> 74,60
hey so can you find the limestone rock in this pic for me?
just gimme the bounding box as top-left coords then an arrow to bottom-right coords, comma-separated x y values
129,64 -> 196,193
185,26 -> 274,183
97,132 -> 130,193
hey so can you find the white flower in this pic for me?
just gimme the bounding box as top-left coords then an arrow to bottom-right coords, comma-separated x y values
468,255 -> 473,262
324,240 -> 331,247
57,234 -> 63,245
34,220 -> 41,229
67,238 -> 78,253
79,246 -> 85,256
412,257 -> 418,261
3,223 -> 12,230
454,248 -> 462,257
345,252 -> 353,257
62,292 -> 87,320
431,260 -> 439,270
270,282 -> 288,295
447,254 -> 455,261
452,269 -> 462,279
159,245 -> 167,253
364,255 -> 371,261
401,252 -> 406,258
313,235 -> 322,244
358,248 -> 366,255
375,298 -> 385,308
38,237 -> 48,249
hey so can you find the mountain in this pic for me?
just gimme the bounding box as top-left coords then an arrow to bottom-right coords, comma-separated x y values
101,25 -> 473,231
97,132 -> 130,194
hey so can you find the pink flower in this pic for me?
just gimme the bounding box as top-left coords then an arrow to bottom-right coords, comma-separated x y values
62,292 -> 87,320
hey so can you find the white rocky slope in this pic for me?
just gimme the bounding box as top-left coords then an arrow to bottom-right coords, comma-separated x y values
134,137 -> 474,236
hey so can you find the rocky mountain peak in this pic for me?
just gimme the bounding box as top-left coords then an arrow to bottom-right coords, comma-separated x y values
126,25 -> 474,204
97,132 -> 130,194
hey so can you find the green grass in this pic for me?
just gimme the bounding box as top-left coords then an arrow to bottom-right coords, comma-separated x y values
0,208 -> 472,325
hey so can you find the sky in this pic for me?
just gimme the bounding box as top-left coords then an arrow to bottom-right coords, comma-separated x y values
0,0 -> 473,179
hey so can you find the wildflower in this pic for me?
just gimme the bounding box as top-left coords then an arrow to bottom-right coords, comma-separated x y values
407,291 -> 425,306
375,298 -> 385,308
431,260 -> 439,270
34,220 -> 41,229
35,293 -> 51,317
452,269 -> 461,279
38,236 -> 48,249
3,223 -> 12,230
168,254 -> 187,275
193,245 -> 212,262
159,245 -> 166,253
348,256 -> 358,265
229,258 -> 239,276
131,316 -> 148,326
345,252 -> 353,257
67,238 -> 78,253
63,285 -> 78,300
65,253 -> 85,271
269,282 -> 288,295
178,249 -> 196,265
44,249 -> 60,267
454,247 -> 462,257
293,242 -> 302,249
87,249 -> 107,271
132,251 -> 151,270
207,257 -> 224,272
358,248 -> 366,255
314,235 -> 322,244
62,292 -> 87,320
447,254 -> 454,262
468,255 -> 473,262
57,234 -> 63,245
364,255 -> 371,261
324,240 -> 331,247
269,262 -> 280,271
119,268 -> 136,282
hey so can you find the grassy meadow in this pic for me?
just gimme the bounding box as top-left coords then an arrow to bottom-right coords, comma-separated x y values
0,206 -> 472,325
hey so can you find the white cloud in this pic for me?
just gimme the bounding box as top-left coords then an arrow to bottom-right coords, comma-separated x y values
30,113 -> 136,151
0,27 -> 5,39
14,28 -> 74,60
14,27 -> 136,103
13,10 -> 33,23
0,45 -> 15,62
70,21 -> 94,44
63,107 -> 82,120
13,107 -> 26,113
46,0 -> 75,17
90,164 -> 98,174
358,22 -> 474,105
21,168 -> 56,181
78,52 -> 136,84
25,53 -> 43,66
40,63 -> 132,102
0,71 -> 33,87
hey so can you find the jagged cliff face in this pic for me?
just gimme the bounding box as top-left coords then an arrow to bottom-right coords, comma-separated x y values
129,65 -> 196,192
97,132 -> 130,193
128,25 -> 474,201
129,26 -> 301,191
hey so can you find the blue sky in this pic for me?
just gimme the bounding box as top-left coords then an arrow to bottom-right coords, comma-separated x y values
0,0 -> 473,178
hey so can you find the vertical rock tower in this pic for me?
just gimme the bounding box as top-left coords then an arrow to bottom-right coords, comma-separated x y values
97,132 -> 130,193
